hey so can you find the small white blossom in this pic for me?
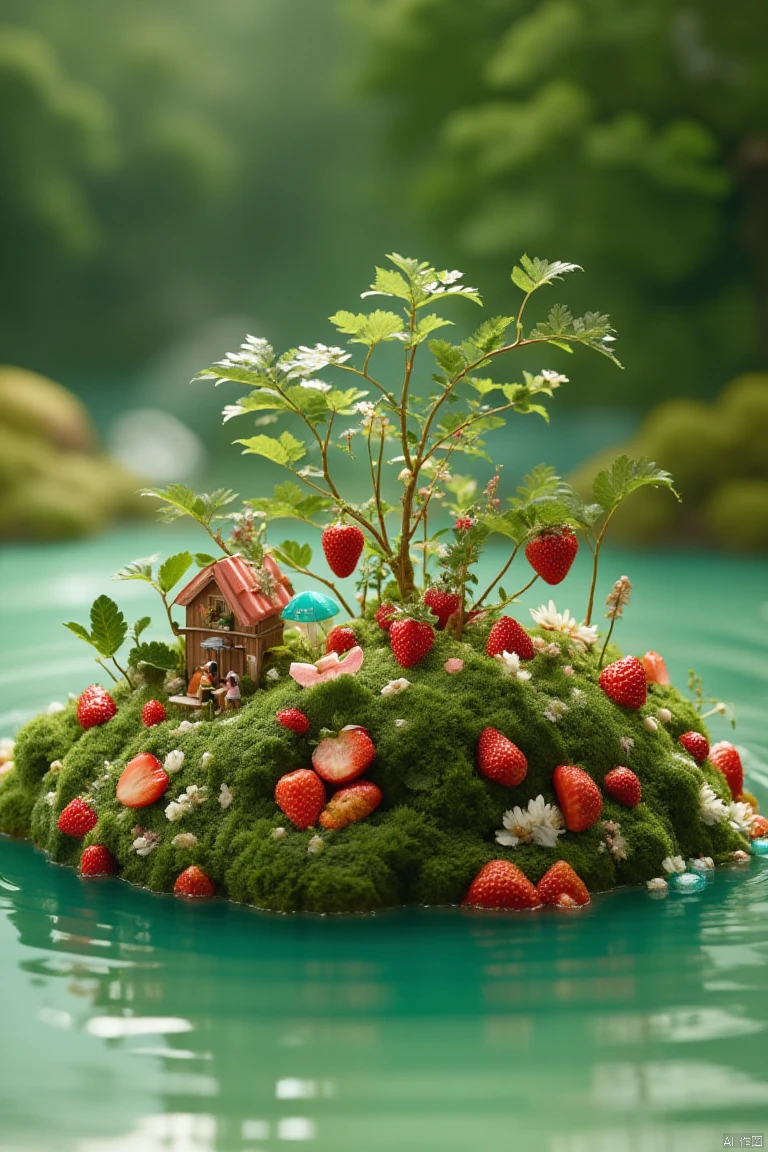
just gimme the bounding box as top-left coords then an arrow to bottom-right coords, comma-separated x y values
132,834 -> 159,858
563,665 -> 574,676
272,826 -> 287,840
571,687 -> 587,706
381,677 -> 411,698
280,344 -> 352,378
658,708 -> 672,724
496,795 -> 565,849
215,334 -> 274,372
647,877 -> 669,892
602,820 -> 628,861
397,468 -> 412,482
307,835 -> 324,855
620,736 -> 635,757
49,760 -> 63,773
45,701 -> 65,714
699,783 -> 728,826
643,716 -> 659,733
495,650 -> 532,681
728,800 -> 755,836
165,784 -> 208,822
540,369 -> 569,386
171,720 -> 201,734
543,699 -> 569,724
662,855 -> 686,874
605,575 -> 632,621
219,783 -> 233,810
394,718 -> 407,729
690,856 -> 714,873
299,378 -> 332,392
201,752 -> 213,768
266,668 -> 280,681
172,833 -> 198,849
297,466 -> 325,479
164,750 -> 185,776
532,636 -> 561,657
530,601 -> 598,650
44,791 -> 57,806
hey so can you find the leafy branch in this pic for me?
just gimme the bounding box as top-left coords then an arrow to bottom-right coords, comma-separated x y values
64,596 -> 133,687
112,551 -> 194,637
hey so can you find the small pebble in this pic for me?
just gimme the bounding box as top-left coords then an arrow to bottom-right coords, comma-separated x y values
647,877 -> 668,892
690,857 -> 714,874
750,838 -> 768,857
643,716 -> 659,733
658,708 -> 672,724
669,871 -> 707,893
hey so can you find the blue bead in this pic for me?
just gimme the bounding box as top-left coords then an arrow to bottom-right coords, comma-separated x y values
670,871 -> 707,893
750,837 -> 768,856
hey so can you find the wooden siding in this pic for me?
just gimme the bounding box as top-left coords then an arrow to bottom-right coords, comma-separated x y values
180,577 -> 283,683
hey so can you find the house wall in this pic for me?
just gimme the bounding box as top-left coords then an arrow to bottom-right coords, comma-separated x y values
180,578 -> 283,684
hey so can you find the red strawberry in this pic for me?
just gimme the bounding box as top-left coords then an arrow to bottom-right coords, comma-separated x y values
537,861 -> 590,907
312,725 -> 375,784
80,845 -> 116,877
642,650 -> 670,686
678,731 -> 709,765
390,617 -> 435,668
750,814 -> 768,840
276,708 -> 310,735
423,587 -> 460,630
463,860 -> 541,910
319,781 -> 383,830
599,656 -> 647,709
476,727 -> 528,786
524,526 -> 578,585
116,753 -> 170,809
454,517 -> 473,531
141,700 -> 168,728
709,740 -> 744,797
553,764 -> 603,832
275,768 -> 326,829
321,524 -> 365,578
603,766 -> 642,808
57,798 -> 98,838
76,685 -> 117,730
174,865 -> 215,898
375,602 -> 396,631
325,625 -> 358,655
485,616 -> 535,660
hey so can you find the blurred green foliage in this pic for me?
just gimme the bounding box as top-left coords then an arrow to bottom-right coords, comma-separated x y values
351,0 -> 768,406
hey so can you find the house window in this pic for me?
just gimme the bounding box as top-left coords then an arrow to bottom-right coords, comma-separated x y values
209,596 -> 226,617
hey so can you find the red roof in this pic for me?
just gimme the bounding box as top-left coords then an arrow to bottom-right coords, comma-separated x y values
173,554 -> 293,627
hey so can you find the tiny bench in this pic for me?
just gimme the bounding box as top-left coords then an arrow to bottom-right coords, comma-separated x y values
168,694 -> 205,710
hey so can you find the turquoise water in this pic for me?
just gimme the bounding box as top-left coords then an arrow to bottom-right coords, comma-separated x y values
1,530 -> 768,1151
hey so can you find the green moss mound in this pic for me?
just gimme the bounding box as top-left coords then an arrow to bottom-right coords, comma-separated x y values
0,623 -> 750,913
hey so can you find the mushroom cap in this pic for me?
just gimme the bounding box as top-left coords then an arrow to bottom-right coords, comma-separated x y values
281,590 -> 340,623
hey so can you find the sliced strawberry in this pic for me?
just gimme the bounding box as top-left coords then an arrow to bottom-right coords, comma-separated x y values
642,650 -> 670,686
319,781 -> 382,829
423,587 -> 461,630
709,740 -> 744,797
603,766 -> 642,807
174,865 -> 215,898
312,725 -> 375,784
321,524 -> 365,578
325,626 -> 358,655
116,753 -> 170,809
57,798 -> 98,838
463,860 -> 541,910
476,727 -> 528,786
599,656 -> 647,709
275,768 -> 326,829
678,731 -> 709,765
276,708 -> 311,735
485,616 -> 535,660
141,700 -> 168,727
76,685 -> 117,730
537,861 -> 590,907
80,845 -> 116,876
553,764 -> 603,832
524,526 -> 578,585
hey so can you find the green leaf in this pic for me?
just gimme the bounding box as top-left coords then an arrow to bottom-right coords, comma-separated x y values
592,455 -> 680,515
64,620 -> 92,645
412,314 -> 454,344
222,389 -> 293,422
236,431 -> 307,467
129,641 -> 179,672
273,539 -> 313,569
89,595 -> 128,659
283,385 -> 332,425
141,485 -> 238,527
361,267 -> 412,302
329,309 -> 406,344
113,555 -> 158,583
528,305 -> 622,366
511,254 -> 582,294
428,339 -> 466,377
325,388 -> 370,414
194,553 -> 218,567
247,481 -> 332,525
465,376 -> 501,397
157,551 -> 193,595
192,364 -> 272,388
132,616 -> 151,641
461,315 -> 515,359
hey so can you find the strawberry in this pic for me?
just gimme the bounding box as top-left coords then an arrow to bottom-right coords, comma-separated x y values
312,725 -> 375,784
709,740 -> 744,797
751,814 -> 768,840
599,656 -> 647,709
174,865 -> 215,898
476,727 -> 528,787
524,526 -> 578,585
57,798 -> 98,838
76,684 -> 117,730
678,731 -> 709,765
603,766 -> 642,808
141,700 -> 168,728
375,602 -> 396,631
454,517 -> 473,531
642,650 -> 670,686
537,861 -> 590,907
321,523 -> 365,578
390,617 -> 435,668
423,587 -> 460,630
553,764 -> 603,832
319,781 -> 383,829
485,616 -> 535,660
276,708 -> 310,735
275,768 -> 326,829
116,753 -> 170,809
463,860 -> 541,910
80,845 -> 116,877
325,626 -> 358,655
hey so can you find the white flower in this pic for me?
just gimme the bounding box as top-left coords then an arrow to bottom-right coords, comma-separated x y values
394,719 -> 407,729
45,701 -> 65,714
495,795 -> 565,849
662,855 -> 687,875
495,805 -> 534,847
165,801 -> 184,822
728,800 -> 755,836
658,708 -> 672,724
397,468 -> 412,482
132,835 -> 158,858
530,601 -> 598,650
281,344 -> 351,378
266,668 -> 280,681
647,877 -> 669,892
307,835 -> 324,855
563,665 -> 574,676
543,699 -> 568,724
571,688 -> 587,706
605,575 -> 632,621
643,716 -> 659,733
690,856 -> 714,873
165,785 -> 208,822
297,466 -> 325,479
495,650 -> 532,681
215,334 -> 274,372
44,791 -> 57,806
532,636 -> 561,657
201,751 -> 213,768
699,783 -> 728,826
381,677 -> 411,697
620,736 -> 635,757
299,378 -> 332,392
164,750 -> 185,776
540,369 -> 569,386
172,833 -> 198,849
49,760 -> 63,773
272,826 -> 286,840
602,820 -> 628,861
171,720 -> 201,734
219,783 -> 233,810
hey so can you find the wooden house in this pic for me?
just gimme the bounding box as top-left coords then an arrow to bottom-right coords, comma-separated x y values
173,554 -> 293,685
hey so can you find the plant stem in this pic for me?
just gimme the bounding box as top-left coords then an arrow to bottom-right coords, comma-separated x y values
471,544 -> 520,610
585,509 -> 617,626
95,658 -> 120,686
488,573 -> 539,614
598,617 -> 616,668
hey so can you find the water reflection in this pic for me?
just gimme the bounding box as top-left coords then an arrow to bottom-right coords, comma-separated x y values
1,839 -> 768,1150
